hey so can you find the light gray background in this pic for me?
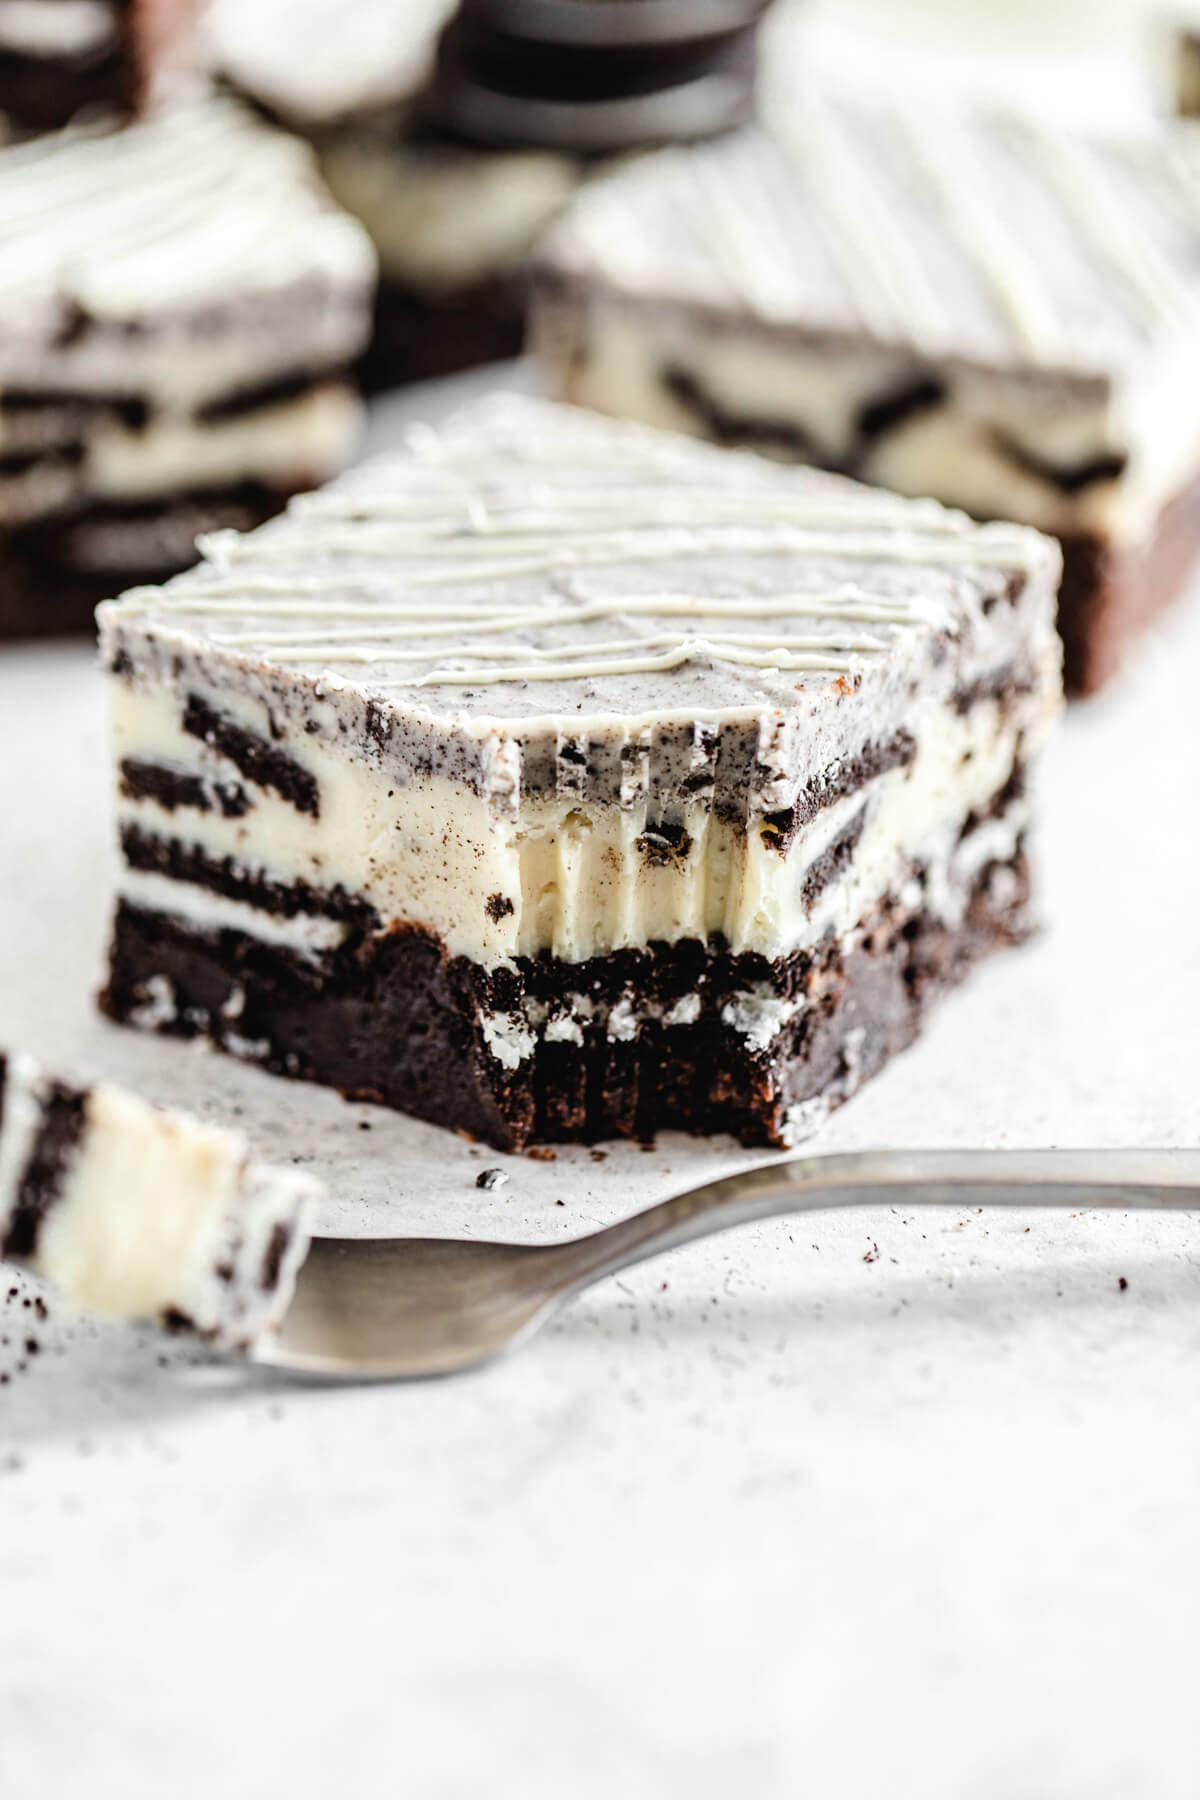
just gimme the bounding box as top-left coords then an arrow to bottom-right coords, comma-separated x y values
1,368 -> 1198,1798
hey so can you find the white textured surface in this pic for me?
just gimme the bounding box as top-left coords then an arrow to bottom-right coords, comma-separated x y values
2,367 -> 1200,1797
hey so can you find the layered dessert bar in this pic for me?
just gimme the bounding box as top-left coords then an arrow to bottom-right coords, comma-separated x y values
0,93 -> 376,640
0,0 -> 195,136
98,396 -> 1061,1150
0,1048 -> 316,1345
531,95 -> 1200,692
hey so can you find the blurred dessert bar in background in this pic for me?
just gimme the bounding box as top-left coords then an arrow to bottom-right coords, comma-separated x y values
0,0 -> 196,135
0,94 -> 375,640
531,91 -> 1200,693
0,1047 -> 316,1345
98,395 -> 1061,1150
207,0 -> 775,391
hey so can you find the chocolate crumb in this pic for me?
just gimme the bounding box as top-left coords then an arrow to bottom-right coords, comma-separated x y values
863,1242 -> 879,1264
475,1168 -> 509,1191
1118,1276 -> 1128,1291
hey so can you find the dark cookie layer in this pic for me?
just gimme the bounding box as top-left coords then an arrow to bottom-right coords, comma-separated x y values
119,759 -> 250,819
0,1075 -> 87,1260
119,824 -> 380,929
182,695 -> 320,817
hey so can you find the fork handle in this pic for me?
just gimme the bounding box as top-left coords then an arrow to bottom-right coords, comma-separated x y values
543,1148 -> 1200,1293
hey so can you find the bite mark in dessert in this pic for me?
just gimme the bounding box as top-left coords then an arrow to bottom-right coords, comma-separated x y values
0,1049 -> 316,1345
98,395 -> 1062,1150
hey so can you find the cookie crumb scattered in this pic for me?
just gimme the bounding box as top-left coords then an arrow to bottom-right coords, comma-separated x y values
475,1168 -> 509,1192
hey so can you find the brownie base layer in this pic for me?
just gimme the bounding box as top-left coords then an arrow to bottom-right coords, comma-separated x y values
101,848 -> 1032,1152
1058,472 -> 1200,696
358,274 -> 526,394
0,483 -> 300,642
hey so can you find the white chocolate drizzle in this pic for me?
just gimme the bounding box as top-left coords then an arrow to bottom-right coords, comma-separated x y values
544,91 -> 1200,373
106,395 -> 1057,706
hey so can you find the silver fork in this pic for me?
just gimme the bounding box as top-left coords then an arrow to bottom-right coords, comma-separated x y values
252,1148 -> 1200,1382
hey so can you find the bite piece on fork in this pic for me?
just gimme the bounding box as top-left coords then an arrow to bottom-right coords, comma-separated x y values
0,1048 -> 317,1346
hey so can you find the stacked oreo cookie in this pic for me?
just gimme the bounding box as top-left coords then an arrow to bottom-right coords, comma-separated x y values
434,0 -> 772,149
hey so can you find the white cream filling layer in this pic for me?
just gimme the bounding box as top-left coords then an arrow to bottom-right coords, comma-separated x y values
110,657 -> 1055,969
533,295 -> 1200,546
